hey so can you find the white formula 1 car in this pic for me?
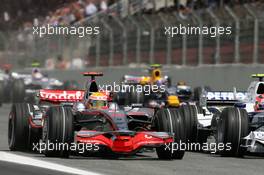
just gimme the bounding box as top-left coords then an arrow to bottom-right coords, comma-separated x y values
182,74 -> 264,156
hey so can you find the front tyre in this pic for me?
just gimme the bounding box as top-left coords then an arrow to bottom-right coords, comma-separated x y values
180,105 -> 198,143
8,103 -> 32,150
154,108 -> 186,160
11,79 -> 26,103
217,107 -> 249,157
43,106 -> 74,158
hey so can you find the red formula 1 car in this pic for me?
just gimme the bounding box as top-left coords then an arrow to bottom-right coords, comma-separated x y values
8,72 -> 186,159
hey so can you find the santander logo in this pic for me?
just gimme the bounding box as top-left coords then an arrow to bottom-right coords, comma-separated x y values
39,90 -> 85,102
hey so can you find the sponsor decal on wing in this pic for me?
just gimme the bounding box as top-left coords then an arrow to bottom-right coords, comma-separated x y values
206,91 -> 246,101
39,90 -> 85,102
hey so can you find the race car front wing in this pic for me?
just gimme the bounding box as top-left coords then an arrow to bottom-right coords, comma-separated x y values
76,130 -> 173,154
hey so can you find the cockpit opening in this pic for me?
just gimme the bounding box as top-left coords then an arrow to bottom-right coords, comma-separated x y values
257,83 -> 264,94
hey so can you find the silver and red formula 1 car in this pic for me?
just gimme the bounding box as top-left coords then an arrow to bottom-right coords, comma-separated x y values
8,72 -> 186,159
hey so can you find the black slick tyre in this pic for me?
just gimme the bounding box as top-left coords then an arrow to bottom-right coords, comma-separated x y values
217,107 -> 249,157
43,106 -> 74,158
154,108 -> 186,160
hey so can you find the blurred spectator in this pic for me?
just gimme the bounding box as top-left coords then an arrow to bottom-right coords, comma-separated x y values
45,58 -> 55,70
71,2 -> 84,22
155,0 -> 167,11
142,0 -> 155,13
100,0 -> 108,11
56,55 -> 68,70
208,0 -> 218,9
119,0 -> 129,18
178,0 -> 191,19
71,57 -> 84,69
85,0 -> 98,16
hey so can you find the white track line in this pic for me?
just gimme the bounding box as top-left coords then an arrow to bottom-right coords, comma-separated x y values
0,151 -> 102,175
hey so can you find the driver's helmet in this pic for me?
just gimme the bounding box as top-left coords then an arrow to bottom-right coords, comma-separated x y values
155,79 -> 164,87
177,81 -> 186,86
177,81 -> 191,93
32,68 -> 43,80
255,94 -> 264,111
86,92 -> 108,110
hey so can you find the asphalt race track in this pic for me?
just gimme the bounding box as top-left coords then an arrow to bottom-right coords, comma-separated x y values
0,161 -> 68,175
0,104 -> 264,175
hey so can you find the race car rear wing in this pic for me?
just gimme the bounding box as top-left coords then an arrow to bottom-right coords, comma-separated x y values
38,89 -> 85,103
122,75 -> 142,84
200,90 -> 247,107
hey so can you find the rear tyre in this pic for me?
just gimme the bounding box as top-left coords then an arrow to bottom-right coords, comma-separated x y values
11,79 -> 25,103
154,108 -> 186,160
129,90 -> 144,104
112,92 -> 126,106
180,105 -> 198,143
217,107 -> 249,157
8,103 -> 31,150
43,106 -> 74,158
193,86 -> 211,101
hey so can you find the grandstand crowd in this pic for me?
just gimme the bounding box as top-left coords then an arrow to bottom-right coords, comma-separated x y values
0,0 -> 262,31
0,0 -> 116,30
0,0 -> 262,69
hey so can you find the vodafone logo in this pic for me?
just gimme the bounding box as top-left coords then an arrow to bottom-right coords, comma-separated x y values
39,90 -> 84,101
